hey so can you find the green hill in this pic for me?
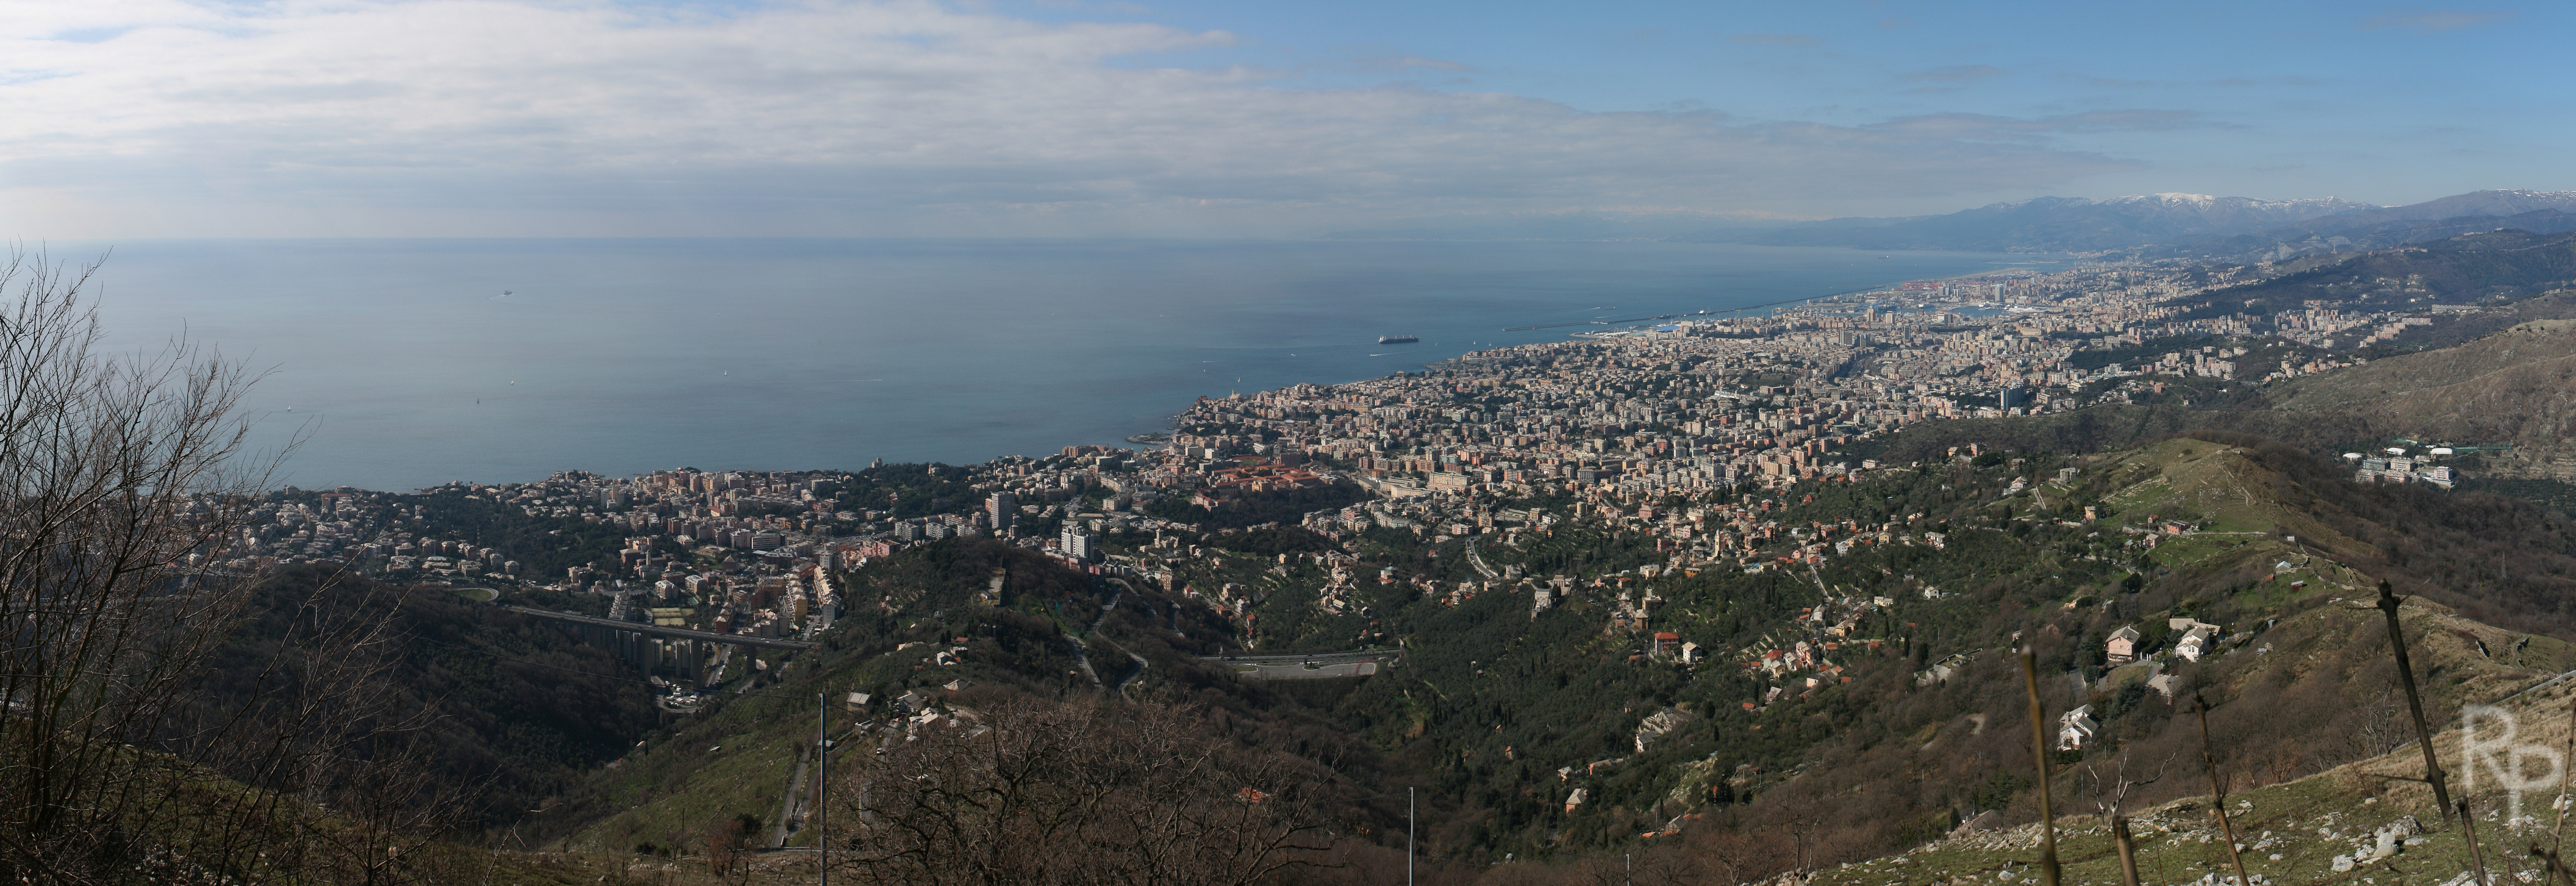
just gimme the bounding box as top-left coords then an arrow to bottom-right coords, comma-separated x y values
2205,229 -> 2576,316
483,428 -> 2576,885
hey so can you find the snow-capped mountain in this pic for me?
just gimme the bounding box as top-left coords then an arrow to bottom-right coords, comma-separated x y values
1742,193 -> 2383,252
2322,190 -> 2576,226
2095,193 -> 2377,225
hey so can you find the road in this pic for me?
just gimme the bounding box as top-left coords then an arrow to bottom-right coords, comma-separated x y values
1112,649 -> 1148,693
1199,647 -> 1397,665
1059,577 -> 1127,689
1464,540 -> 1499,580
1100,578 -> 1150,695
498,605 -> 818,650
1198,647 -> 1398,680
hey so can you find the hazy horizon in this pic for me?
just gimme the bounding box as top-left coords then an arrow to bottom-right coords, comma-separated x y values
7,1 -> 2569,240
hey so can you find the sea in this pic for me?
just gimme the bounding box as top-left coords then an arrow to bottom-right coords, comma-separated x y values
65,238 -> 2050,491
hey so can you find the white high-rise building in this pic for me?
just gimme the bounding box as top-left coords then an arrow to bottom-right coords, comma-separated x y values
1061,525 -> 1098,561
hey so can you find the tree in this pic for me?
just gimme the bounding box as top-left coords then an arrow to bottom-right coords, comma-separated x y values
826,696 -> 1344,886
0,251 -> 449,884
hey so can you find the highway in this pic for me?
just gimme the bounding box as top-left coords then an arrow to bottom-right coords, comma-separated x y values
1464,539 -> 1499,580
1198,647 -> 1398,666
1197,647 -> 1398,680
498,605 -> 820,650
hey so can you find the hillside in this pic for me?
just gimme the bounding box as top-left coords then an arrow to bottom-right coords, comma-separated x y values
1794,611 -> 2576,886
1514,438 -> 2576,885
2261,319 -> 2576,480
2303,189 -> 2576,232
545,537 -> 1409,876
485,427 -> 2576,884
2202,209 -> 2576,260
181,569 -> 665,829
2200,229 -> 2576,315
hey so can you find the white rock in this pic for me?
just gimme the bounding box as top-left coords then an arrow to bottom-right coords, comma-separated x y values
2332,856 -> 2356,873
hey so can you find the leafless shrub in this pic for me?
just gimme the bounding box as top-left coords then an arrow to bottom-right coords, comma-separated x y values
826,696 -> 1343,886
0,250 -> 456,884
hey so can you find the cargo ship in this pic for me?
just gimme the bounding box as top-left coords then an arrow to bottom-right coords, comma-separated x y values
1378,334 -> 1419,344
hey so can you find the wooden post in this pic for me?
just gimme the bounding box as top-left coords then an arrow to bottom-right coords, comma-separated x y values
2022,649 -> 2061,886
2195,696 -> 2253,886
2555,693 -> 2576,866
2113,815 -> 2142,886
2380,580 -> 2454,819
2461,799 -> 2491,886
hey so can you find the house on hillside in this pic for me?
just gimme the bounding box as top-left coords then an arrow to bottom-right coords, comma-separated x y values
2174,625 -> 2216,662
2106,625 -> 2142,664
2056,704 -> 2101,751
2166,618 -> 2220,662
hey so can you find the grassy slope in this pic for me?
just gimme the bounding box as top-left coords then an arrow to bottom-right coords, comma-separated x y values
1808,600 -> 2576,886
1773,439 -> 2576,886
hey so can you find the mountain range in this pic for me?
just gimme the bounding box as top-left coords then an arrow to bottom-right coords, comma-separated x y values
1327,189 -> 2576,256
1741,193 -> 2377,253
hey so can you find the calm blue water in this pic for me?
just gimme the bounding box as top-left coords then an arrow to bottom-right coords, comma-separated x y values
66,239 -> 2042,490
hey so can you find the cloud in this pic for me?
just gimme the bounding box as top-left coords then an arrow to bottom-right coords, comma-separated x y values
1871,110 -> 2208,142
2211,76 -> 2324,88
0,1 -> 2149,237
2358,9 -> 2516,32
1032,0 -> 1150,12
1903,65 -> 2006,84
1340,54 -> 1476,75
1728,33 -> 1819,47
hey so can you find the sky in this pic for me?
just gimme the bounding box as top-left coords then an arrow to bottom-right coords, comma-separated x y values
2,0 -> 2568,238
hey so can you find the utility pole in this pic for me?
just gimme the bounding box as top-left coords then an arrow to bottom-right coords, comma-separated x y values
818,693 -> 828,886
1407,787 -> 1415,886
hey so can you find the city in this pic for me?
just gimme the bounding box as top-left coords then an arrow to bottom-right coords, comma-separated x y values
202,255 -> 2485,705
